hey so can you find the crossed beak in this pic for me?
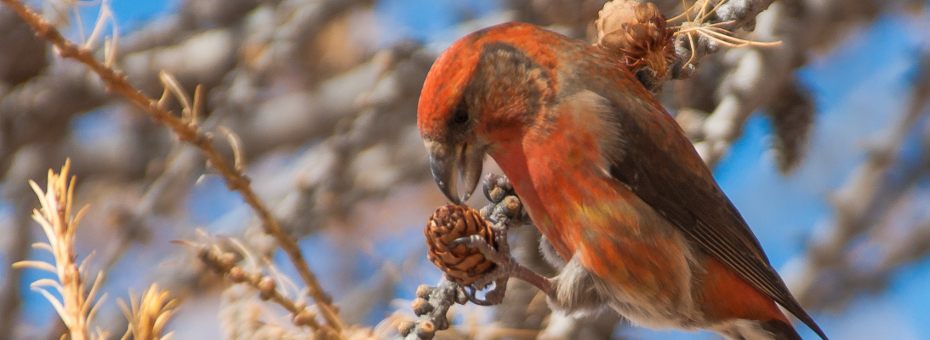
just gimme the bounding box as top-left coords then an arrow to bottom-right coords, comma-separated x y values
427,141 -> 485,204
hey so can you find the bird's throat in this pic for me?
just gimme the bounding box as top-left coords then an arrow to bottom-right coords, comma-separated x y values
489,140 -> 580,261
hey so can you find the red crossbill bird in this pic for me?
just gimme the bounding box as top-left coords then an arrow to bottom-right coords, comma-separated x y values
417,22 -> 828,340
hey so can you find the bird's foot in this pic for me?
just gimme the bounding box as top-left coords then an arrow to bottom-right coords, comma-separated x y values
447,173 -> 553,305
450,221 -> 554,305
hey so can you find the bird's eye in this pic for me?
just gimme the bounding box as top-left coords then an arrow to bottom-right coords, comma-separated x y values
452,101 -> 468,124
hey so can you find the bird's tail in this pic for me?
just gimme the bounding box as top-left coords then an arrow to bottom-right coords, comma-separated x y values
759,319 -> 803,340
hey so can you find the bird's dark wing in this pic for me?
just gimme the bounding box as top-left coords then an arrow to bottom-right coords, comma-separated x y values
592,88 -> 828,340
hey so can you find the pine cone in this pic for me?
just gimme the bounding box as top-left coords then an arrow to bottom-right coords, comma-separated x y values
595,0 -> 675,93
424,204 -> 497,286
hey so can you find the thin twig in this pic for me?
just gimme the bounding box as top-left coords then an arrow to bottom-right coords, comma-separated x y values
404,175 -> 534,340
669,0 -> 778,79
196,242 -> 331,336
0,0 -> 344,334
401,279 -> 462,340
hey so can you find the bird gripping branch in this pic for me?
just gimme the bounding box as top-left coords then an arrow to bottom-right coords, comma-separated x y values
417,22 -> 827,340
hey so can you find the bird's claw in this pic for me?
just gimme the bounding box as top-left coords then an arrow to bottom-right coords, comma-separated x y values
449,176 -> 555,303
451,223 -> 555,301
449,233 -> 510,264
461,281 -> 506,306
447,217 -> 517,306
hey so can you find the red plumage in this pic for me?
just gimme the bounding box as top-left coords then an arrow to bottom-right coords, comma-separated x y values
417,22 -> 827,340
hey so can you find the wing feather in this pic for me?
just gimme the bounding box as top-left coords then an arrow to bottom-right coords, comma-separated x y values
588,89 -> 828,340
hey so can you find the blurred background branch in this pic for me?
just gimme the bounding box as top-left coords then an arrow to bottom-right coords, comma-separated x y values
0,0 -> 928,339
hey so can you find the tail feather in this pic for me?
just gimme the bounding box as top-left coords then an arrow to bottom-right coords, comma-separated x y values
760,319 -> 802,340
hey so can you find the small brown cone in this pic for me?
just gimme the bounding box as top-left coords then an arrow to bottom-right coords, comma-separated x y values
424,204 -> 497,286
595,0 -> 675,92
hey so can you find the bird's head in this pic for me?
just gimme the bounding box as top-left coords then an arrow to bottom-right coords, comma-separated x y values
417,23 -> 558,204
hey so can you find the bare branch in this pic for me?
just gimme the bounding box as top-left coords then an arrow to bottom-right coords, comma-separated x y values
0,0 -> 345,333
